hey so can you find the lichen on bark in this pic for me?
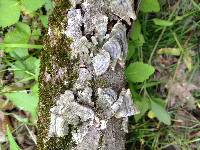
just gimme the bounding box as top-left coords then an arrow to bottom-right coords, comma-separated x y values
37,0 -> 139,149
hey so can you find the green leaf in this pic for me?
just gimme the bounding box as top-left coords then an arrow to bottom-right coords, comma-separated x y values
12,61 -> 30,80
140,0 -> 160,13
150,99 -> 171,125
157,48 -> 181,56
31,83 -> 39,97
125,62 -> 155,83
12,57 -> 40,80
134,98 -> 150,122
39,15 -> 48,28
130,20 -> 144,47
21,0 -> 46,12
0,0 -> 20,28
153,98 -> 166,107
4,22 -> 31,58
5,92 -> 39,118
130,20 -> 141,40
6,126 -> 21,150
9,49 -> 29,59
153,18 -> 174,26
4,22 -> 31,43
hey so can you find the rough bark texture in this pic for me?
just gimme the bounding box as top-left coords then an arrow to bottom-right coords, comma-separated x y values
37,0 -> 138,149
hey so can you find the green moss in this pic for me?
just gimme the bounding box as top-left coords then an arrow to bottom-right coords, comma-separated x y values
37,1 -> 79,149
97,133 -> 104,149
95,79 -> 108,88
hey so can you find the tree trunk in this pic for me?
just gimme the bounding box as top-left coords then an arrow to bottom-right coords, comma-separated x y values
37,0 -> 139,149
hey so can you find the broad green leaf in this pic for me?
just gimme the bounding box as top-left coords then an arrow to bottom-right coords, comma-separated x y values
157,48 -> 181,56
134,98 -> 150,122
4,22 -> 31,44
125,62 -> 155,83
153,18 -> 174,26
6,126 -> 21,150
21,0 -> 46,12
152,98 -> 166,108
4,22 -> 31,58
12,57 -> 40,80
39,15 -> 48,28
140,0 -> 160,13
5,92 -> 39,118
0,0 -> 20,28
12,60 -> 30,80
24,57 -> 40,75
150,99 -> 171,125
9,49 -> 29,59
130,20 -> 144,47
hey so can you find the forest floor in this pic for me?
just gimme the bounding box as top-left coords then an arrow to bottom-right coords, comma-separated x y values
0,0 -> 200,150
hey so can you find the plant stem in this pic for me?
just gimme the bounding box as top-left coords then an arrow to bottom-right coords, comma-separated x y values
0,44 -> 43,49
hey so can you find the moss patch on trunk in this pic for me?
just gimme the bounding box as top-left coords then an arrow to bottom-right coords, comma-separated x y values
36,1 -> 79,149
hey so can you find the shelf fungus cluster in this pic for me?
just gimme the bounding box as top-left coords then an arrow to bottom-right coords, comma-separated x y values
48,0 -> 138,149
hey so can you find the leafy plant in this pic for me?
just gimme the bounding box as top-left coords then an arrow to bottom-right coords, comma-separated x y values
150,98 -> 171,125
3,22 -> 31,58
0,0 -> 20,28
5,92 -> 39,120
1,0 -> 52,124
11,56 -> 40,81
128,0 -> 200,149
125,62 -> 155,83
0,0 -> 48,28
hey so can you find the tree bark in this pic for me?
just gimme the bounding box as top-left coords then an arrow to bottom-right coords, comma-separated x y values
37,0 -> 138,149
